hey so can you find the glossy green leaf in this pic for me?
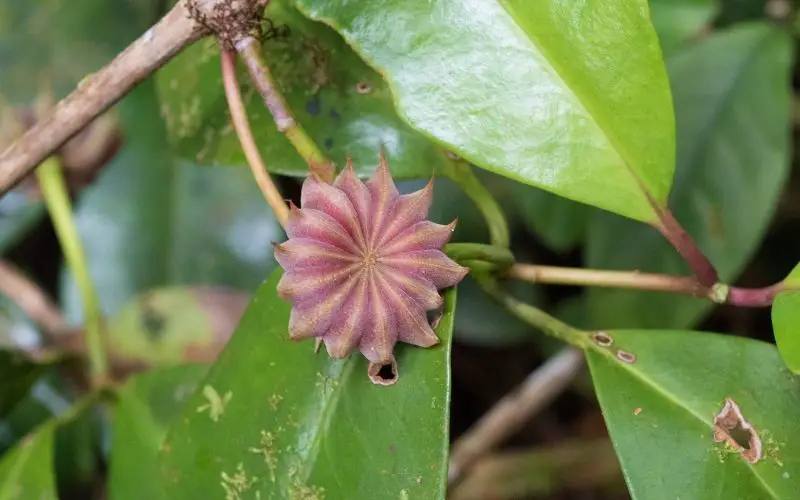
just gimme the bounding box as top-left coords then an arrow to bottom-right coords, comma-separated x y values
160,270 -> 456,499
0,420 -> 57,500
109,364 -> 208,500
156,1 -> 449,179
649,0 -> 717,54
295,0 -> 675,223
586,330 -> 800,498
104,286 -> 248,369
60,82 -> 282,322
772,262 -> 800,373
587,23 -> 792,329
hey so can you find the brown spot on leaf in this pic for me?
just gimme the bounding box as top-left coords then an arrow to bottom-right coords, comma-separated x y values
633,407 -> 642,416
713,398 -> 762,464
615,350 -> 636,364
355,82 -> 372,94
592,331 -> 613,348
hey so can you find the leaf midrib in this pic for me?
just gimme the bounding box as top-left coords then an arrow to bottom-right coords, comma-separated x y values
293,358 -> 357,488
590,344 -> 779,499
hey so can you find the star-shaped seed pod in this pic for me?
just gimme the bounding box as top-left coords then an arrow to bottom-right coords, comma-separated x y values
274,154 -> 468,385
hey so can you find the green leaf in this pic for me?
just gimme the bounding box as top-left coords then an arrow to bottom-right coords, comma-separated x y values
586,330 -> 800,498
0,420 -> 57,500
587,23 -> 792,329
773,262 -> 800,373
109,364 -> 208,500
508,183 -> 589,252
0,351 -> 47,420
160,270 -> 456,499
295,0 -> 675,223
60,82 -> 282,322
104,286 -> 249,369
156,1 -> 448,179
649,0 -> 717,55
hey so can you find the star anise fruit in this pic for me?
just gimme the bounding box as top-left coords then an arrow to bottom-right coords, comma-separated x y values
274,155 -> 467,385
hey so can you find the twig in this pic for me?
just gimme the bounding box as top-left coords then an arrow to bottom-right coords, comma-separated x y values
509,263 -> 792,308
450,439 -> 622,500
0,1 -> 207,196
221,49 -> 289,227
0,260 -> 68,338
234,36 -> 335,183
35,157 -> 107,387
448,347 -> 585,485
509,264 -> 706,297
655,209 -> 719,287
726,283 -> 785,308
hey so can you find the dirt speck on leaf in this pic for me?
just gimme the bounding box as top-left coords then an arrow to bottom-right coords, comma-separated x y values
220,462 -> 257,500
249,430 -> 278,482
712,398 -> 762,464
197,385 -> 232,422
289,481 -> 325,500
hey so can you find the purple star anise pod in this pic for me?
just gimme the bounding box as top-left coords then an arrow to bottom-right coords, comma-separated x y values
274,155 -> 468,385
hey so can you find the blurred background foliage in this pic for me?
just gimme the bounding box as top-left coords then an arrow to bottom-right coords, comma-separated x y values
0,0 -> 798,498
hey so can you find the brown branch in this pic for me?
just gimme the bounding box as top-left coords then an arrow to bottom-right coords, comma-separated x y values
448,348 -> 584,486
450,439 -> 622,500
509,263 -> 793,308
0,1 -> 209,196
220,49 -> 289,227
234,36 -> 336,182
509,264 -> 707,297
0,260 -> 68,338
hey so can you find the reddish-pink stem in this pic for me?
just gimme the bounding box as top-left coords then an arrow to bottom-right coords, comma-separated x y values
726,284 -> 785,308
656,210 -> 719,287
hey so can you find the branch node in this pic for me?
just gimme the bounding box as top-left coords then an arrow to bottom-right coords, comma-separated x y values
186,0 -> 267,50
708,283 -> 730,304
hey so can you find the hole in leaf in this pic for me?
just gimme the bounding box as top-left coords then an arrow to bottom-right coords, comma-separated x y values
728,426 -> 752,450
712,398 -> 762,464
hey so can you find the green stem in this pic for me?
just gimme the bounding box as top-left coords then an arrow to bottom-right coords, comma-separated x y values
36,157 -> 108,387
442,160 -> 510,248
445,243 -> 515,273
474,274 -> 587,348
235,36 -> 335,183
